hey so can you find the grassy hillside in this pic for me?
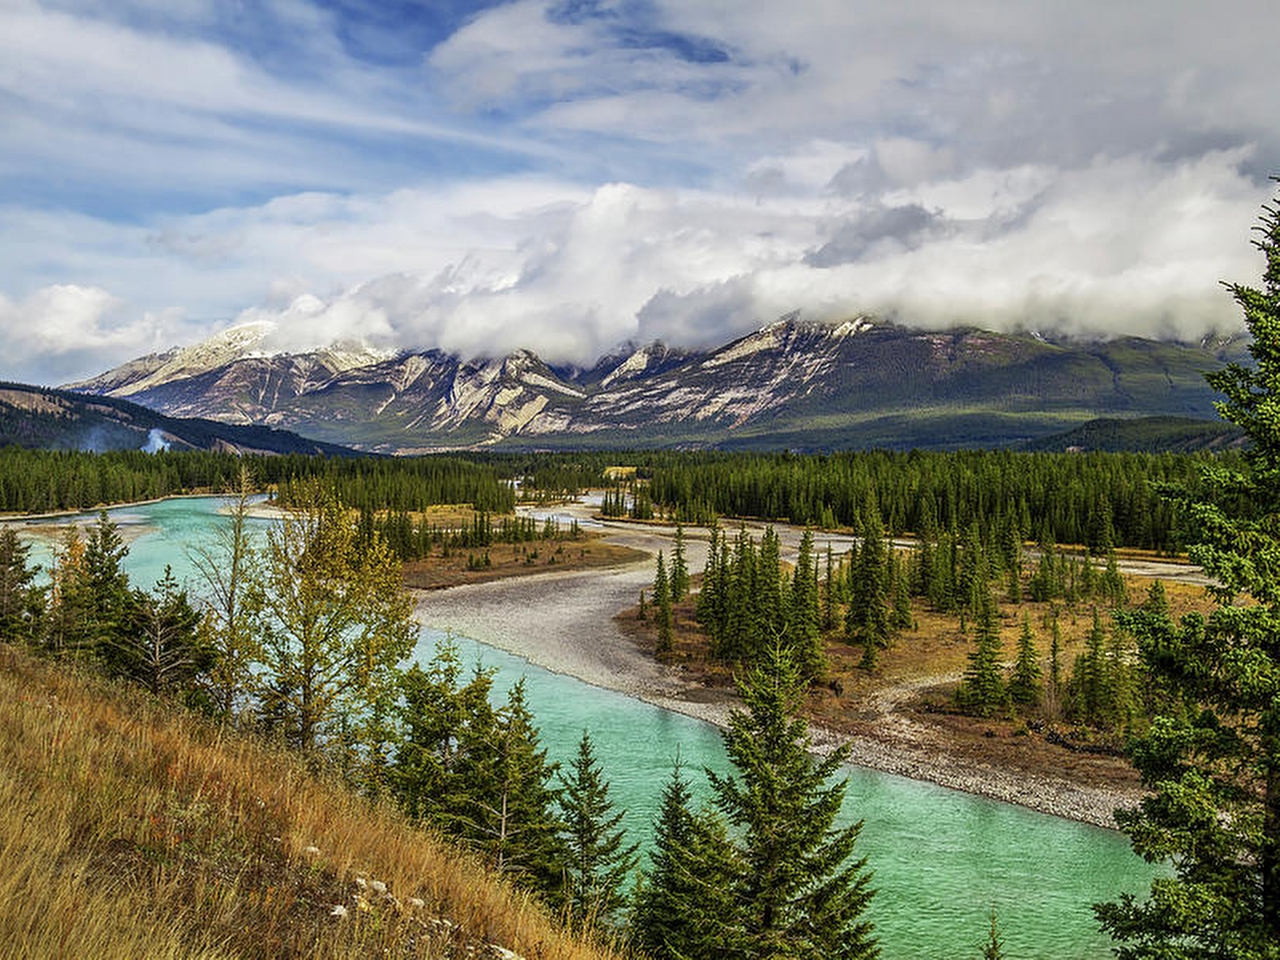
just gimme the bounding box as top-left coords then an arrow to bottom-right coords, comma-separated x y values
0,645 -> 615,960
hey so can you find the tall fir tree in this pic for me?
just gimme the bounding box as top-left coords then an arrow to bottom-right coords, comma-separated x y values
654,550 -> 674,654
671,524 -> 690,602
632,758 -> 740,960
704,644 -> 878,959
1096,186 -> 1280,958
463,680 -> 566,900
1007,615 -> 1042,707
789,528 -> 823,680
558,731 -> 639,927
957,590 -> 1006,717
0,526 -> 42,644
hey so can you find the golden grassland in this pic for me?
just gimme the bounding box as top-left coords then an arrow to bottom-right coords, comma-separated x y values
0,645 -> 617,960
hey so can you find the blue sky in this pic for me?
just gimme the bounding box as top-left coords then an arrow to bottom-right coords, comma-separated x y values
1,0 -> 1277,384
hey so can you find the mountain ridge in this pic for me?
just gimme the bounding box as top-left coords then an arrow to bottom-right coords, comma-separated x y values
65,316 -> 1249,453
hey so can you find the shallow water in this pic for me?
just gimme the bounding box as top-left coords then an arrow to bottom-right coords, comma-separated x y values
16,496 -> 1157,959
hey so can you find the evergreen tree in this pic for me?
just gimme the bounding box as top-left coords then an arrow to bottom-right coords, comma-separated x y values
671,523 -> 690,602
654,550 -> 674,654
789,529 -> 823,680
848,508 -> 890,670
1007,615 -> 1042,707
466,680 -> 566,899
1096,187 -> 1280,957
704,644 -> 878,959
1142,579 -> 1170,618
82,511 -> 134,665
0,526 -> 42,644
632,760 -> 740,960
956,595 -> 1006,718
392,638 -> 497,831
1070,609 -> 1110,726
115,566 -> 209,698
1045,609 -> 1064,720
558,731 -> 639,927
981,906 -> 1005,960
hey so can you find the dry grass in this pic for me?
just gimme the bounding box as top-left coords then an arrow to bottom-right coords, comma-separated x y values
0,645 -> 617,960
402,536 -> 647,591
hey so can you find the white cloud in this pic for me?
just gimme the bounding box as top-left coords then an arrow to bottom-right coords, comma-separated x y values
2,0 -> 1278,386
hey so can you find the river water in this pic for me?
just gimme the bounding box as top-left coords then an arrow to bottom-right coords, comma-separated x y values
16,496 -> 1158,959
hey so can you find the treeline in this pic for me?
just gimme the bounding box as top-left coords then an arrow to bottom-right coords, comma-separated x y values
0,447 -> 514,515
639,449 -> 1212,552
360,509 -> 582,563
461,447 -> 1222,552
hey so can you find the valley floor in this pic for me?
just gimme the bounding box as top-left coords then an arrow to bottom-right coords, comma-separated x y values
410,504 -> 1186,829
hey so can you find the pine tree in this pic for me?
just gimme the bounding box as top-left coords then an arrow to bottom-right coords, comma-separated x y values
654,550 -> 673,654
671,524 -> 690,602
464,680 -> 566,899
82,511 -> 134,667
558,731 -> 639,927
392,638 -> 497,830
632,760 -> 740,960
115,565 -> 209,698
1007,615 -> 1042,707
957,590 -> 1006,717
981,906 -> 1005,960
0,526 -> 42,644
789,528 -> 823,680
1044,609 -> 1064,719
704,644 -> 878,959
1096,185 -> 1280,957
848,509 -> 890,670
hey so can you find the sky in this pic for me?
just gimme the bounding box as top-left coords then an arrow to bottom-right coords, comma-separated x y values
1,0 -> 1278,385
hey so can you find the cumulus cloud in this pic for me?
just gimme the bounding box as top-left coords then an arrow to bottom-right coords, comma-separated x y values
0,285 -> 174,382
1,0 -> 1278,385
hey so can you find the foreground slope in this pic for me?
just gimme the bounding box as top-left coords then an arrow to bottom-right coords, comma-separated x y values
68,316 -> 1247,452
0,646 -> 613,960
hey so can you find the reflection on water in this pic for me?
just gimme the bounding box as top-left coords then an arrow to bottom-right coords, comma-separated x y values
12,495 -> 1156,959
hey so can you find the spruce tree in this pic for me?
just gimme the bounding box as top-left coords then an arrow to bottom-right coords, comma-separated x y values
654,550 -> 673,654
464,680 -> 566,899
957,591 -> 1006,717
705,644 -> 878,959
848,509 -> 890,670
1096,187 -> 1280,957
0,526 -> 42,644
116,566 -> 209,698
632,760 -> 740,960
789,528 -> 823,679
1007,615 -> 1043,707
671,523 -> 690,602
558,731 -> 638,927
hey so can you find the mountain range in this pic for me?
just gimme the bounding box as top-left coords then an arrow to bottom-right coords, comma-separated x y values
64,315 -> 1249,453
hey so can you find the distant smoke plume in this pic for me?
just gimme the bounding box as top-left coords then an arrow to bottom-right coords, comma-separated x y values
141,428 -> 171,453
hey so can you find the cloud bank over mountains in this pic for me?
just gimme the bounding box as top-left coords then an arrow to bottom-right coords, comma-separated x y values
0,1 -> 1276,384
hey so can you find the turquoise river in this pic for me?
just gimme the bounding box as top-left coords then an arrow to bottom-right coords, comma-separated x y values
18,496 -> 1160,960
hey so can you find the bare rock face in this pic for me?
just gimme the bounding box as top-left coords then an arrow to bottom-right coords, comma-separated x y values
63,314 -> 1245,452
